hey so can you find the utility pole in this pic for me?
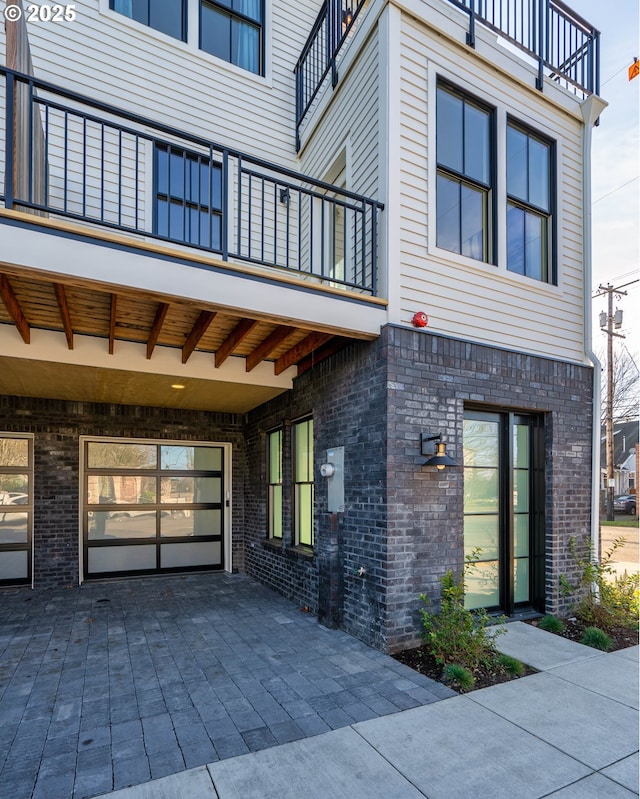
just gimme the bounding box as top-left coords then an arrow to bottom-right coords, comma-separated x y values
594,283 -> 628,521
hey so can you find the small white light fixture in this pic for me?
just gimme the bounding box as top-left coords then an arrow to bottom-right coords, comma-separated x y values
171,383 -> 185,390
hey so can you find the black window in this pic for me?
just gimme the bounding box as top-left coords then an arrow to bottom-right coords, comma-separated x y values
507,122 -> 554,283
293,418 -> 314,548
436,82 -> 494,263
154,144 -> 223,251
267,429 -> 283,540
200,0 -> 264,75
110,0 -> 187,41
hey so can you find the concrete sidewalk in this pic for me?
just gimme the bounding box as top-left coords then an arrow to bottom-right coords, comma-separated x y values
97,623 -> 639,799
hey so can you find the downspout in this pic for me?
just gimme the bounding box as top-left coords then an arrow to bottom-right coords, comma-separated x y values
580,94 -> 608,565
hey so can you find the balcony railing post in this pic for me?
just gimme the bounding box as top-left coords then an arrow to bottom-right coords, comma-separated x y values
534,0 -> 544,90
370,202 -> 378,296
222,148 -> 229,261
5,71 -> 15,209
329,0 -> 338,88
466,0 -> 476,48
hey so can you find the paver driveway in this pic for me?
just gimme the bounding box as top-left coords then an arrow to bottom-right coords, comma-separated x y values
0,573 -> 452,799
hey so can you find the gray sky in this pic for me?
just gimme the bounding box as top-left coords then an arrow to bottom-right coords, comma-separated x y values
572,0 -> 639,349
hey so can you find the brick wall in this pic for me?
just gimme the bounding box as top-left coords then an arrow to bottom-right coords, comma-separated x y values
1,325 -> 594,653
382,326 -> 594,651
244,339 -> 389,648
0,396 -> 245,587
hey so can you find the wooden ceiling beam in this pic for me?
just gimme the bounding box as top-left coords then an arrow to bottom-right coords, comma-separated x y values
108,294 -> 117,354
297,337 -> 350,376
245,325 -> 296,372
53,283 -> 74,350
215,318 -> 259,368
182,310 -> 216,363
275,332 -> 333,375
0,273 -> 30,344
146,302 -> 170,360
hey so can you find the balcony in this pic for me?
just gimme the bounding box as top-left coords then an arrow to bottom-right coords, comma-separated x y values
295,0 -> 600,143
0,67 -> 383,298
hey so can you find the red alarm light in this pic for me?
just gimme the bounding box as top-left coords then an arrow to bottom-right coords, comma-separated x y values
411,312 -> 429,328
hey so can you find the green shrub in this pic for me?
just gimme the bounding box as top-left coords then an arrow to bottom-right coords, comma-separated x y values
581,626 -> 613,651
538,614 -> 564,633
420,550 -> 505,672
560,535 -> 639,633
496,653 -> 525,677
442,664 -> 475,692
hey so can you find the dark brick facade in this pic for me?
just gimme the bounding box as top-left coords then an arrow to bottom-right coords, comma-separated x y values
0,325 -> 594,653
0,397 -> 245,587
244,325 -> 594,653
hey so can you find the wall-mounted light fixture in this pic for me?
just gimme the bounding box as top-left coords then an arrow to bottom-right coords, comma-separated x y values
342,8 -> 353,28
420,432 -> 458,470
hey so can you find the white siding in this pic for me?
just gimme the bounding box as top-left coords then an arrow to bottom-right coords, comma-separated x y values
299,27 -> 381,293
394,13 -> 588,364
18,0 -> 320,169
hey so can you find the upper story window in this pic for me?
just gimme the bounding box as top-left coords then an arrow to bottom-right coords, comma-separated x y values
111,0 -> 187,42
436,82 -> 493,263
110,0 -> 264,75
506,121 -> 554,283
154,144 -> 223,250
200,0 -> 264,75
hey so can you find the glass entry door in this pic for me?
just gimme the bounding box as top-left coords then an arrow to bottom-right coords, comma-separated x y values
463,410 -> 544,614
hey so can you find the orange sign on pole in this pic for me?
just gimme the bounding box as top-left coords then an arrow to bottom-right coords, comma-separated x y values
629,59 -> 639,81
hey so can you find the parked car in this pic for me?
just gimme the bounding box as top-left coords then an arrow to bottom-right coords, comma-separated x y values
613,495 -> 637,515
0,492 -> 28,522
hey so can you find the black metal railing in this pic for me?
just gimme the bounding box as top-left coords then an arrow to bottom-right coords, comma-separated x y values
295,0 -> 599,143
294,0 -> 368,151
444,0 -> 598,94
0,68 -> 383,296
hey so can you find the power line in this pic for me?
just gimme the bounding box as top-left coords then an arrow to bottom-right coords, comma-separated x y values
592,176 -> 639,206
601,62 -> 634,87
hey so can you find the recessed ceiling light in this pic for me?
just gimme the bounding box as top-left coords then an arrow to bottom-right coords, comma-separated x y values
171,383 -> 185,390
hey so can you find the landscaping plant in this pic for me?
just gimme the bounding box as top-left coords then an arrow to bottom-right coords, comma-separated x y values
538,614 -> 564,634
442,664 -> 475,692
419,551 -> 506,673
560,535 -> 639,633
580,626 -> 613,651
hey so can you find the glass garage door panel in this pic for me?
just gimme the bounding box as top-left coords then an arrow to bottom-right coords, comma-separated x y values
161,542 -> 222,569
0,435 -> 33,586
84,440 -> 225,579
88,545 -> 156,574
0,550 -> 28,580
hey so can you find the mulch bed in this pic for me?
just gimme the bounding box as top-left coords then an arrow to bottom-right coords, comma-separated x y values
392,645 -> 536,693
393,619 -> 638,695
524,616 -> 639,650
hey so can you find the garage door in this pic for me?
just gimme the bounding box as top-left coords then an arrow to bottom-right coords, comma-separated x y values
83,439 -> 226,580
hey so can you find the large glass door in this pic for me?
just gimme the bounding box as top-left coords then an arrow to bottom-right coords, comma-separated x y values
463,410 -> 544,614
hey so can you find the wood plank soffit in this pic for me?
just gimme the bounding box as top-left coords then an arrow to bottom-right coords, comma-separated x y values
245,325 -> 296,372
53,282 -> 74,350
182,310 -> 216,363
108,293 -> 117,354
275,332 -> 333,375
146,302 -> 170,360
297,337 -> 350,376
215,318 -> 259,368
0,273 -> 30,344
